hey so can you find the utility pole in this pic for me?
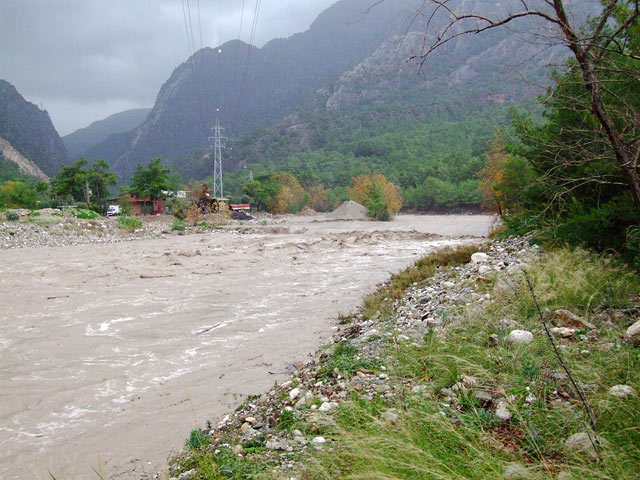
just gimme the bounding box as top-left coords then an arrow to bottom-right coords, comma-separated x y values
209,118 -> 227,198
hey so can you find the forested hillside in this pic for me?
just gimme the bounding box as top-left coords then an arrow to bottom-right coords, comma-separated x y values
0,79 -> 68,176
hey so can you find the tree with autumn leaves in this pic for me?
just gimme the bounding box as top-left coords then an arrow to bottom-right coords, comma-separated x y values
477,135 -> 536,216
350,173 -> 403,221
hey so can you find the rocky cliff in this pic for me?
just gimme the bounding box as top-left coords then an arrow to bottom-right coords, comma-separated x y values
0,79 -> 68,176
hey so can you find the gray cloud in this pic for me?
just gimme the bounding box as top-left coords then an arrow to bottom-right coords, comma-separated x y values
0,0 -> 337,135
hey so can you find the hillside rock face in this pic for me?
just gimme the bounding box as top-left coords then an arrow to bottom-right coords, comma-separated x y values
0,79 -> 68,176
0,136 -> 49,180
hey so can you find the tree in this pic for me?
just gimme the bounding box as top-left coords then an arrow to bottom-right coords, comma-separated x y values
409,0 -> 640,218
129,158 -> 170,213
364,181 -> 391,221
0,181 -> 37,209
49,158 -> 117,210
50,159 -> 89,203
269,172 -> 307,214
477,135 -> 536,215
242,176 -> 280,211
350,173 -> 403,216
309,185 -> 332,212
86,160 -> 117,212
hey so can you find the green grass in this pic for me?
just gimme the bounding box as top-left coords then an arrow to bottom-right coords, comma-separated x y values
172,218 -> 187,231
303,248 -> 640,479
69,208 -> 101,220
116,215 -> 143,231
317,343 -> 381,379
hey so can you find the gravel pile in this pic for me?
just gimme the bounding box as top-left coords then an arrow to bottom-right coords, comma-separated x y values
325,200 -> 369,220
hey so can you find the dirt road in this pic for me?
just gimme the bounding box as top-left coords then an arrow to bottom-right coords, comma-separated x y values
0,215 -> 492,479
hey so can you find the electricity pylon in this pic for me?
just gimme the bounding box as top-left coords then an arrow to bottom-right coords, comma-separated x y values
209,118 -> 226,198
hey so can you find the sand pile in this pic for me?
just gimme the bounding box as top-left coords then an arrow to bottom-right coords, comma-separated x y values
326,200 -> 369,220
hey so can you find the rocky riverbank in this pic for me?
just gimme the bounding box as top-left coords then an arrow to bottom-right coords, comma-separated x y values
0,208 -> 259,249
165,236 -> 640,480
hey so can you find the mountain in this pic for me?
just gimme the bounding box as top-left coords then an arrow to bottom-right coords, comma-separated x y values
0,79 -> 69,176
85,0 -> 408,177
88,0 -> 593,182
63,108 -> 151,159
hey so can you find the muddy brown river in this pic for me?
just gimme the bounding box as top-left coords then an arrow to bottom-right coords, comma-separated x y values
0,215 -> 492,479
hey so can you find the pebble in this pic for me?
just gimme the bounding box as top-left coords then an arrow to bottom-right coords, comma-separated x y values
626,320 -> 640,345
177,469 -> 196,480
266,440 -> 288,451
503,463 -> 529,479
608,385 -> 635,398
507,330 -> 534,345
471,252 -> 490,264
289,388 -> 301,401
474,391 -> 492,404
318,402 -> 338,412
495,402 -> 512,422
551,327 -> 576,338
232,445 -> 245,456
553,309 -> 595,330
411,385 -> 429,394
382,410 -> 399,425
565,432 -> 607,459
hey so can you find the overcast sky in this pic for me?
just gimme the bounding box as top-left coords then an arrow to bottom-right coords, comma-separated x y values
0,0 -> 338,136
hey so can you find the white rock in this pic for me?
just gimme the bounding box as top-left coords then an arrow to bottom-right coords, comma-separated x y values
608,385 -> 636,398
382,410 -> 399,424
318,402 -> 337,412
507,330 -> 534,345
551,327 -> 576,338
478,265 -> 491,275
627,320 -> 640,345
495,402 -> 512,422
312,436 -> 326,444
266,440 -> 287,451
231,444 -> 245,456
178,469 -> 196,480
525,393 -> 537,404
565,432 -> 607,459
471,252 -> 490,264
412,385 -> 429,394
503,463 -> 529,479
243,416 -> 257,425
289,388 -> 301,401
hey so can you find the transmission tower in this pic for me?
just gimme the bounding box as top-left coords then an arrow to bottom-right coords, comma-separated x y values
209,118 -> 227,198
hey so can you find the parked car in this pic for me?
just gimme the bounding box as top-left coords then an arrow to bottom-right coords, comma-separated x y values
106,205 -> 121,216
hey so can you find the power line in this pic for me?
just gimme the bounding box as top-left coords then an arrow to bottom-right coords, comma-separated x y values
230,0 -> 247,124
196,0 -> 204,52
181,0 -> 210,147
181,0 -> 195,57
234,0 -> 261,124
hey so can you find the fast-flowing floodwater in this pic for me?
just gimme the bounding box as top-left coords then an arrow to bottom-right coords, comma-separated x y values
0,215 -> 492,479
